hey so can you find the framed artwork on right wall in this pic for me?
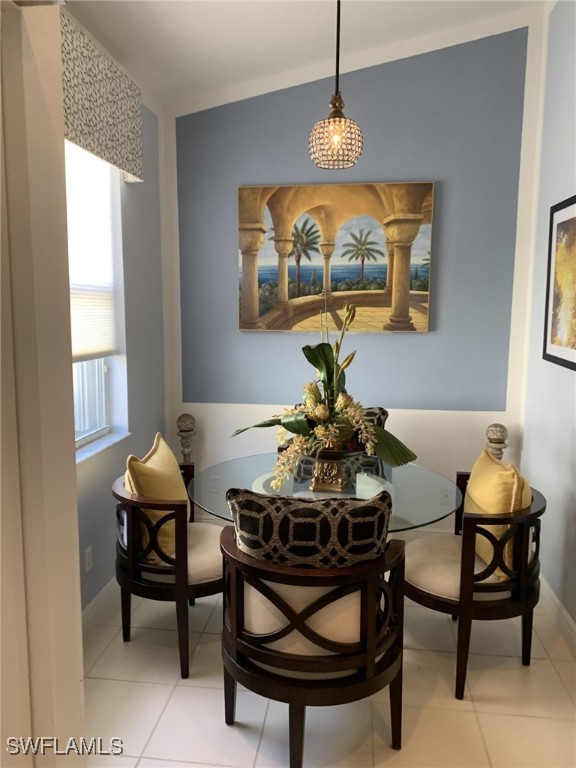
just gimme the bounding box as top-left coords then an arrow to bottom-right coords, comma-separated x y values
543,193 -> 576,371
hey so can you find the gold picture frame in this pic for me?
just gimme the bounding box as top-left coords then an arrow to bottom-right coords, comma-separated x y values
238,182 -> 434,333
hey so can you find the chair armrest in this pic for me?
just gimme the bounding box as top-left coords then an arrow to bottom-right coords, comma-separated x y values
461,486 -> 546,526
179,462 -> 195,487
454,471 -> 470,534
111,475 -> 188,511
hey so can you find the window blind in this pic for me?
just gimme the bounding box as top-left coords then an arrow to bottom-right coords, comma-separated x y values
65,140 -> 117,363
60,10 -> 143,182
70,286 -> 115,363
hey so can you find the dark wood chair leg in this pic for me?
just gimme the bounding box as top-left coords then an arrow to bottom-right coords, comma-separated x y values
189,598 -> 196,606
224,667 -> 237,725
288,704 -> 306,768
389,667 -> 403,750
521,609 -> 534,666
455,614 -> 473,700
120,587 -> 131,641
176,595 -> 189,679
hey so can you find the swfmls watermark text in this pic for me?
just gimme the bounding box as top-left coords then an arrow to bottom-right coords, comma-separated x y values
6,737 -> 124,756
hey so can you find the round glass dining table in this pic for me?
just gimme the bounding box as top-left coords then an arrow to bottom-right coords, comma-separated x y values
188,453 -> 461,532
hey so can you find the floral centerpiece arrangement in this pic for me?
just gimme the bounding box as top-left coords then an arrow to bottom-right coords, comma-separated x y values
233,303 -> 416,490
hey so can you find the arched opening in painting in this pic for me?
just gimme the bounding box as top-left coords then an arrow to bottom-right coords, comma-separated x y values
334,215 -> 387,291
287,212 -> 322,301
410,226 -> 431,292
253,208 -> 324,317
256,206 -> 280,317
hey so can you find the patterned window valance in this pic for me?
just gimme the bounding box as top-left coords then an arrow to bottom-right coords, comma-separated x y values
60,10 -> 143,182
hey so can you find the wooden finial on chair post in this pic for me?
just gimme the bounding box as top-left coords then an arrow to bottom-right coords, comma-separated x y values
177,413 -> 196,464
485,423 -> 508,460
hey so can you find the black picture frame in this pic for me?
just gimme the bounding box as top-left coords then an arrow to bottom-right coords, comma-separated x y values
543,194 -> 576,371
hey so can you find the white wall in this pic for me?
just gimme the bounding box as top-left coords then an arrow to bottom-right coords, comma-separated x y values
1,4 -> 85,761
523,0 -> 576,624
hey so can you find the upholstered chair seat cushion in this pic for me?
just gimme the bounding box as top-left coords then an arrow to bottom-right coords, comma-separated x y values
405,535 -> 511,601
187,522 -> 223,583
146,521 -> 223,585
226,488 -> 392,568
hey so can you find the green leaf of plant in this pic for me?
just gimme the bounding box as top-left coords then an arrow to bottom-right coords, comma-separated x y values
231,418 -> 281,437
302,343 -> 335,395
339,351 -> 356,371
280,411 -> 311,435
373,425 -> 417,467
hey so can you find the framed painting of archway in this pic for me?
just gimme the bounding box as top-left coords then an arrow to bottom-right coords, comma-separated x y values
238,182 -> 434,332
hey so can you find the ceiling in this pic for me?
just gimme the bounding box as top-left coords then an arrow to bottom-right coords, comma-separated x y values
66,0 -> 537,114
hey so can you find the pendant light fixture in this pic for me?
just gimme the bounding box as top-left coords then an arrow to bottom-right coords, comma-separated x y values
309,0 -> 363,169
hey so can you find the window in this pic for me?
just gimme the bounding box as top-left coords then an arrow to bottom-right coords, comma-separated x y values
64,140 -> 126,450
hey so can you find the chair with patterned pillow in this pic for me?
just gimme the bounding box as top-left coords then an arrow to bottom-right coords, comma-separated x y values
112,433 -> 224,678
404,429 -> 546,699
221,488 -> 404,768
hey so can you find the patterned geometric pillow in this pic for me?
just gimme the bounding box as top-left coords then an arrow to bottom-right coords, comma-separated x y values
363,406 -> 389,429
225,488 -> 392,568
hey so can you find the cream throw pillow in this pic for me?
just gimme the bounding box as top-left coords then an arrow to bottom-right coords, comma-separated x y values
464,448 -> 532,576
125,433 -> 187,560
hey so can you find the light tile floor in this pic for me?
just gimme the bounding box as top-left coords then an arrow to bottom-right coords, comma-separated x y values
83,583 -> 575,768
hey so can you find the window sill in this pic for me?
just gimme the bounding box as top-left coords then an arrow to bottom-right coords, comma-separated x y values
76,430 -> 131,464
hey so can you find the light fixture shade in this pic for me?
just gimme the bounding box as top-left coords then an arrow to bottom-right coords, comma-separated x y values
309,1 -> 363,169
309,114 -> 363,169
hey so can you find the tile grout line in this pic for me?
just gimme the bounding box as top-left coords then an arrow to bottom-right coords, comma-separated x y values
137,668 -> 182,763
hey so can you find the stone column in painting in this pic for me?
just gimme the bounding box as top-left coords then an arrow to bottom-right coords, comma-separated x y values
385,240 -> 395,293
383,215 -> 423,331
239,224 -> 266,328
273,237 -> 293,304
319,241 -> 335,295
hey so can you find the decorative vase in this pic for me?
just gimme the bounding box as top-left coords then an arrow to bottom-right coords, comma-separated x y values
310,450 -> 363,493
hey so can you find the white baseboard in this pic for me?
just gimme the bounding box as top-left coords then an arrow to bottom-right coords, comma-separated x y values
540,576 -> 576,656
82,577 -> 117,626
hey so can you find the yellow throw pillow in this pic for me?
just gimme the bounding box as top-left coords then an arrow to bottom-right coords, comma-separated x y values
125,433 -> 187,560
464,448 -> 532,576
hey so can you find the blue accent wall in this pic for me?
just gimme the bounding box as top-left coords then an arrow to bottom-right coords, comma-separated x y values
176,29 -> 527,410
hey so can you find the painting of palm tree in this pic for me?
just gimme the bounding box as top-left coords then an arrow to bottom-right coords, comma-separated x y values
340,228 -> 385,281
237,182 -> 434,332
290,217 -> 321,297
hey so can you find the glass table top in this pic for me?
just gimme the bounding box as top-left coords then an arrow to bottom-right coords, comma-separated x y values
189,453 -> 461,532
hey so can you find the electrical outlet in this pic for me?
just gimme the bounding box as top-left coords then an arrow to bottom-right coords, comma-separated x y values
84,546 -> 93,573
209,475 -> 220,493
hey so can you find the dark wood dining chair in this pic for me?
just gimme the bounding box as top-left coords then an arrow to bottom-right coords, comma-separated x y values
220,525 -> 405,768
404,469 -> 546,699
112,433 -> 224,678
